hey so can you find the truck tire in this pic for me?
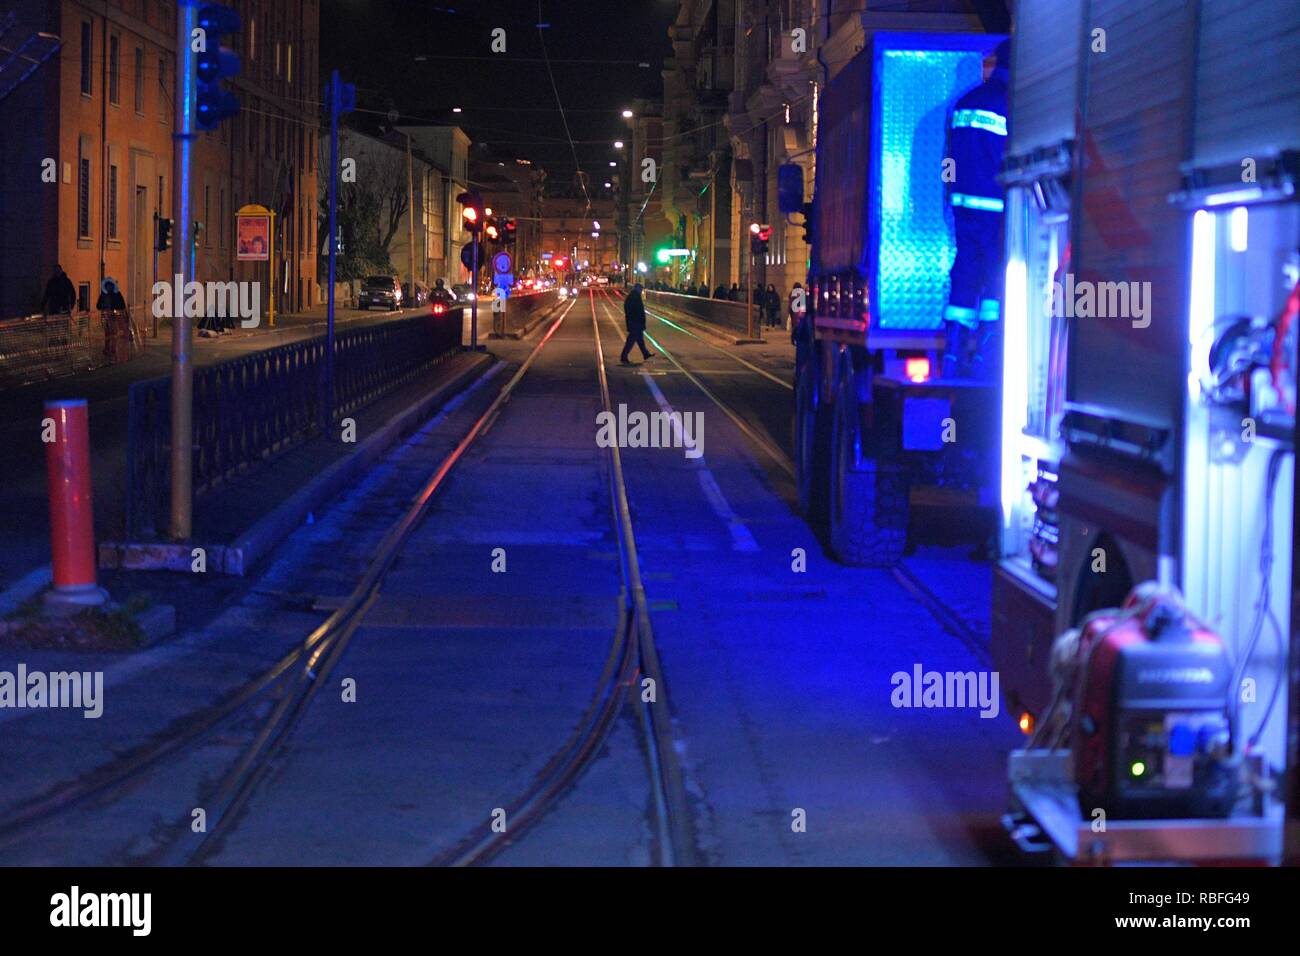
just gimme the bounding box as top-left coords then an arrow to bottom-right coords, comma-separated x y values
794,354 -> 830,521
829,366 -> 909,566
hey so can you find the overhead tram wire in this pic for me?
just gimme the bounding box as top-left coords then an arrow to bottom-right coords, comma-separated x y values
537,0 -> 592,210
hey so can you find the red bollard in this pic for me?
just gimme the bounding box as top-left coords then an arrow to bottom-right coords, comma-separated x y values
43,399 -> 107,609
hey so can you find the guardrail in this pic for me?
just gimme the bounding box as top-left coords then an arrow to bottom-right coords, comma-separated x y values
125,308 -> 463,539
643,290 -> 758,338
0,308 -> 147,388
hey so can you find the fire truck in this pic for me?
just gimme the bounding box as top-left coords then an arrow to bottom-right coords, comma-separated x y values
993,0 -> 1297,862
782,13 -> 1006,566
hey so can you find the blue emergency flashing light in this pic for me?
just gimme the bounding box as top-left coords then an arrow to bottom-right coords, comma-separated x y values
195,5 -> 241,131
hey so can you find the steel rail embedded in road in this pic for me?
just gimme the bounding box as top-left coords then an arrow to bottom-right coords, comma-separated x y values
646,306 -> 792,390
177,299 -> 581,865
433,289 -> 699,867
601,291 -> 989,665
0,301 -> 577,859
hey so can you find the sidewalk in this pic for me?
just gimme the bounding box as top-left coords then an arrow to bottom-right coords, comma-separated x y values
0,301 -> 465,599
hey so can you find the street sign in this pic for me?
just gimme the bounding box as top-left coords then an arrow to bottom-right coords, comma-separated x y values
460,241 -> 484,272
236,204 -> 272,261
493,251 -> 512,275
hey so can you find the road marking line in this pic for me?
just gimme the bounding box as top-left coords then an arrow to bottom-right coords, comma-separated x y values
596,296 -> 760,554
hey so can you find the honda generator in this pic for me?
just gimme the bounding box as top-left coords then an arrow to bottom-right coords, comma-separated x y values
1066,586 -> 1236,820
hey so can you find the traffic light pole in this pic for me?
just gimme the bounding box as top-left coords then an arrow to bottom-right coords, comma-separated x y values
470,238 -> 479,350
746,253 -> 754,340
169,0 -> 198,541
151,212 -> 159,338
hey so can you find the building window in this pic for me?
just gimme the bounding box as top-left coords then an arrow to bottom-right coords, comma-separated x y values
159,56 -> 168,123
249,16 -> 256,59
109,34 -> 120,106
159,175 -> 165,216
204,185 -> 211,247
108,164 -> 119,239
134,47 -> 145,113
78,152 -> 91,238
275,42 -> 280,77
80,22 -> 92,95
287,43 -> 293,85
220,188 -> 226,248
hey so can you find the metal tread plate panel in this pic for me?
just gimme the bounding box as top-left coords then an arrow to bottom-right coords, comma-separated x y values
1007,0 -> 1084,158
1067,0 -> 1197,427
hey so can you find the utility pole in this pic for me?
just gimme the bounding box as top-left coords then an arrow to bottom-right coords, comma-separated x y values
406,132 -> 416,306
169,0 -> 198,541
324,71 -> 354,431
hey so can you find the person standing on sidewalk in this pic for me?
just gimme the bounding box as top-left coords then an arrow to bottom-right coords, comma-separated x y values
764,284 -> 781,328
788,282 -> 805,338
41,265 -> 77,316
619,283 -> 655,365
95,277 -> 128,360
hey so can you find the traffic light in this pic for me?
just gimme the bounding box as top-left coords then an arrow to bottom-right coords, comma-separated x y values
156,216 -> 174,252
194,5 -> 242,131
457,191 -> 484,234
749,222 -> 772,255
503,218 -> 517,245
484,219 -> 500,242
801,202 -> 814,243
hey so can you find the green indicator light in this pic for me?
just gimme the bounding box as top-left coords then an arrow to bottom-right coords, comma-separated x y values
1130,761 -> 1146,777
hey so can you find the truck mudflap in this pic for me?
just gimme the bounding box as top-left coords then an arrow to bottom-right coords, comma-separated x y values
869,375 -> 999,503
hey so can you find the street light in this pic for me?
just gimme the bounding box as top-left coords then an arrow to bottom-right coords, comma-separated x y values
608,161 -> 616,167
614,140 -> 624,149
452,106 -> 462,113
604,182 -> 612,188
621,109 -> 633,118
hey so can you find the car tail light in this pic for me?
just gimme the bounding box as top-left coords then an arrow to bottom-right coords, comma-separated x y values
904,356 -> 931,382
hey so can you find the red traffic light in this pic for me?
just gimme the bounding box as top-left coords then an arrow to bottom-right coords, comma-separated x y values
462,206 -> 478,223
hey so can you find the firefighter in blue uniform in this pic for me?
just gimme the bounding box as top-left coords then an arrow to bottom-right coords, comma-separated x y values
943,39 -> 1010,377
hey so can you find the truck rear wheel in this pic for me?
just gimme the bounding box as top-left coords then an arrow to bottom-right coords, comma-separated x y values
830,366 -> 910,566
794,354 -> 830,520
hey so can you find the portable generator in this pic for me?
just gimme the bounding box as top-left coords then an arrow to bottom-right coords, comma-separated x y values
1068,586 -> 1236,820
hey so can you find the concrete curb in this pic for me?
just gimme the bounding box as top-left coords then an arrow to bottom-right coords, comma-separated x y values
0,565 -> 53,619
99,351 -> 496,577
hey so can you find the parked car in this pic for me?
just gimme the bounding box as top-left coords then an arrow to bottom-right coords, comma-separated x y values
358,276 -> 402,310
401,281 -> 429,305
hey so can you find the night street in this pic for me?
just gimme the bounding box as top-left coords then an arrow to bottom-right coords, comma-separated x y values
0,0 -> 1297,937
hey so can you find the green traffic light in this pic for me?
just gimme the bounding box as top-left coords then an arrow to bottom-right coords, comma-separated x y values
1130,761 -> 1146,777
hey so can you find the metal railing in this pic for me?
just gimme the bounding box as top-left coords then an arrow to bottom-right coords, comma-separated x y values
0,308 -> 147,388
643,290 -> 757,337
126,308 -> 463,539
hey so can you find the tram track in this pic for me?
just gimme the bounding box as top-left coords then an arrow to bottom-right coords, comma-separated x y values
0,291 -> 703,867
616,291 -> 990,663
1,285 -> 987,866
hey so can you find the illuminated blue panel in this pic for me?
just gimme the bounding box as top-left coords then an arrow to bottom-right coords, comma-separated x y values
872,48 -> 985,330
